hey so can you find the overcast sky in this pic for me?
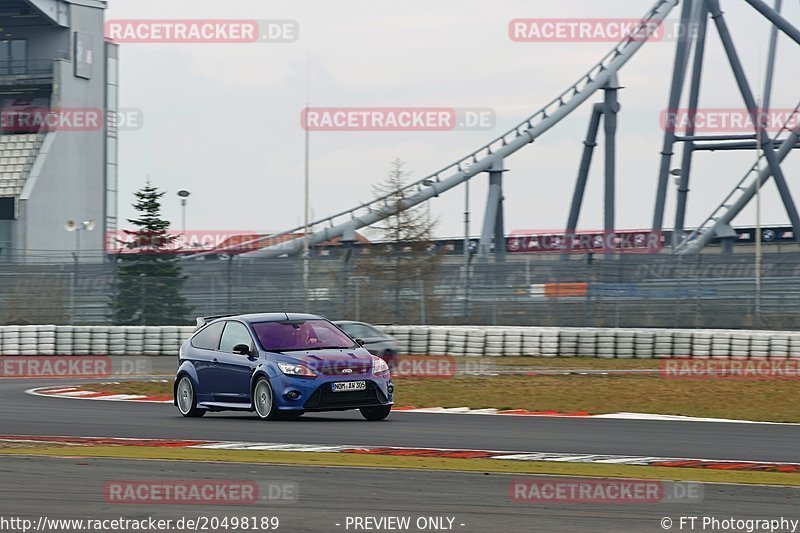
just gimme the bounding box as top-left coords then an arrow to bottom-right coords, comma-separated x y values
107,0 -> 800,239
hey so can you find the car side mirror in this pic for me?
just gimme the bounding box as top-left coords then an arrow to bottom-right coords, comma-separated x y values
232,344 -> 251,356
355,339 -> 366,347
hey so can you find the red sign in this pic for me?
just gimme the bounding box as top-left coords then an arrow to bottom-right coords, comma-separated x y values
507,230 -> 663,254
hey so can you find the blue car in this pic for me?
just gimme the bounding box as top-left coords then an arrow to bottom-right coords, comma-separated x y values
174,313 -> 394,421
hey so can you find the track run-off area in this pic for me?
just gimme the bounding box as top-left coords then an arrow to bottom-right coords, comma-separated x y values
1,377 -> 800,532
2,376 -> 800,464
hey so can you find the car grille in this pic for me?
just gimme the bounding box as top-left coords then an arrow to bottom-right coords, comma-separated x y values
316,362 -> 371,376
303,381 -> 387,410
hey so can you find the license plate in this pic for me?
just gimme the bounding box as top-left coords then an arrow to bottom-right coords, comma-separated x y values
331,381 -> 367,392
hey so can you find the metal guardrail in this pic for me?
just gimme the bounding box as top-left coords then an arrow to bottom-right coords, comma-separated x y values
1,251 -> 800,329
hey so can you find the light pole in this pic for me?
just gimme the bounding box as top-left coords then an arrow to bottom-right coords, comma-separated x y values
463,178 -> 471,317
669,168 -> 682,249
177,190 -> 191,235
65,219 -> 95,324
303,56 -> 312,313
755,104 -> 763,322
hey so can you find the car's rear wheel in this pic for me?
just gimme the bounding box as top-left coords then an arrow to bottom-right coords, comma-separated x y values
175,376 -> 205,418
360,405 -> 391,421
253,377 -> 277,420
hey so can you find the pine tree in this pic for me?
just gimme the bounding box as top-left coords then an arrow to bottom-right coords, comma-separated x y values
109,182 -> 191,325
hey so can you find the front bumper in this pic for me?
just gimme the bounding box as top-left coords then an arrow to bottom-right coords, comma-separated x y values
271,373 -> 393,412
303,380 -> 391,411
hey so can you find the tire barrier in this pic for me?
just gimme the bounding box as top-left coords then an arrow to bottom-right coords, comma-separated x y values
377,325 -> 800,359
0,324 -> 799,358
0,325 -> 195,356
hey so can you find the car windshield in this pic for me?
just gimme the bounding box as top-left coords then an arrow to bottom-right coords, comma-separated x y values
252,320 -> 356,352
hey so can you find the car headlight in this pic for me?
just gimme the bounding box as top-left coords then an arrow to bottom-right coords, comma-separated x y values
277,362 -> 317,378
372,355 -> 390,376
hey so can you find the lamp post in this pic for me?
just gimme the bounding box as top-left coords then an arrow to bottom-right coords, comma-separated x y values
463,179 -> 471,318
755,105 -> 763,322
303,56 -> 312,313
65,219 -> 95,324
177,190 -> 191,235
303,104 -> 311,313
669,168 -> 682,249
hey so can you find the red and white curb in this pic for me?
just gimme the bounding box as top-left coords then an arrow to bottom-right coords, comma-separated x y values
27,382 -> 172,404
0,435 -> 798,474
25,384 -> 800,425
25,384 -> 591,415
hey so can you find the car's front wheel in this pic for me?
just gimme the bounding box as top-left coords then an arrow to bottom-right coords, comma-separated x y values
253,377 -> 278,420
360,405 -> 391,421
175,376 -> 206,418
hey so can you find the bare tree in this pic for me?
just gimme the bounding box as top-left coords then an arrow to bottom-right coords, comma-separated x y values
351,158 -> 441,323
369,158 -> 437,243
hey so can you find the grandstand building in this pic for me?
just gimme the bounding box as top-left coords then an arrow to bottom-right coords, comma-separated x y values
0,0 -> 116,261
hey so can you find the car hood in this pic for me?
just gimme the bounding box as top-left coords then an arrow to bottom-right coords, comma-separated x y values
282,348 -> 374,376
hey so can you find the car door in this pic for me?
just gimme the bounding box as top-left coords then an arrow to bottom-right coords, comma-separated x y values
214,321 -> 258,403
345,323 -> 389,354
188,321 -> 226,403
361,324 -> 390,348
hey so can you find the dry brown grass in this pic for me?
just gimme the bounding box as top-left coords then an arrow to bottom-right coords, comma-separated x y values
80,362 -> 800,422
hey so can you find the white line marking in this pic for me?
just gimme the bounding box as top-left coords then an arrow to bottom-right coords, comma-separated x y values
24,388 -> 800,426
591,412 -> 792,425
96,394 -> 148,400
2,434 -> 797,472
183,440 -> 800,468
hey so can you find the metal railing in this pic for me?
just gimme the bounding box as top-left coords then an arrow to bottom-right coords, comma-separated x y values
0,59 -> 55,78
2,250 -> 800,330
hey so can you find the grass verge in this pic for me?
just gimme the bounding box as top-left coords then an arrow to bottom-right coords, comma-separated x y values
396,375 -> 800,422
81,357 -> 800,422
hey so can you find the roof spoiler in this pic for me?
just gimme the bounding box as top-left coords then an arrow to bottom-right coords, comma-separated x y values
195,315 -> 235,330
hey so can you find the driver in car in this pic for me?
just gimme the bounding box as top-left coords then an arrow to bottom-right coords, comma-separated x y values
298,322 -> 320,346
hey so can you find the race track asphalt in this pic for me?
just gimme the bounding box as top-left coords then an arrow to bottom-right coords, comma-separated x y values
1,378 -> 799,463
1,456 -> 798,533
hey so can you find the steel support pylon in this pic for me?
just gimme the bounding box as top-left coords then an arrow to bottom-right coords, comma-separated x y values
563,74 -> 622,253
478,159 -> 507,262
